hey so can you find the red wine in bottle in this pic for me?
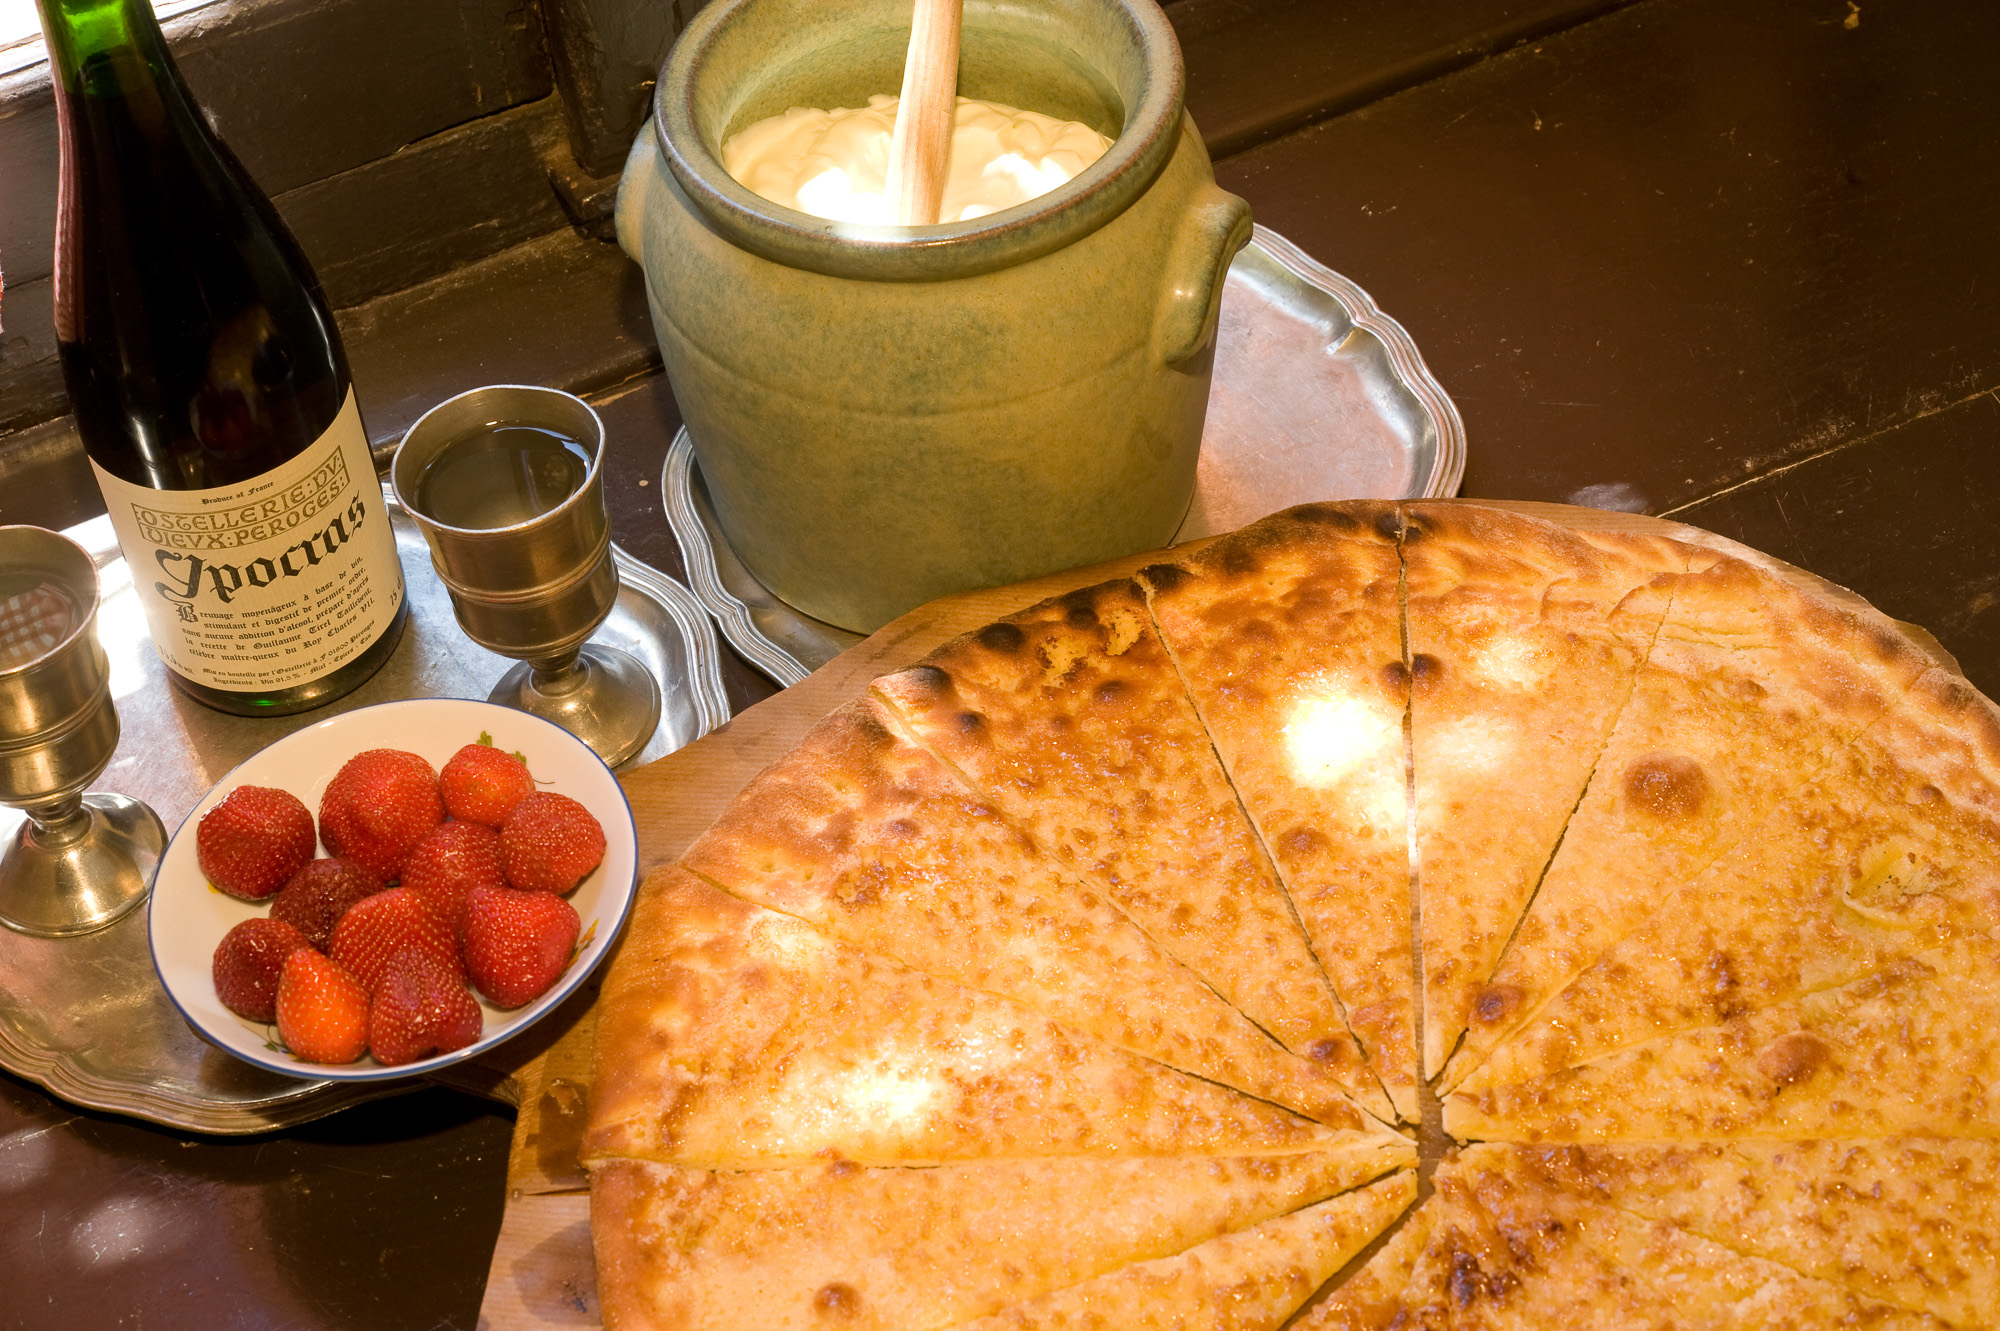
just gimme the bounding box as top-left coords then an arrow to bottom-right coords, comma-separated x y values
39,0 -> 406,715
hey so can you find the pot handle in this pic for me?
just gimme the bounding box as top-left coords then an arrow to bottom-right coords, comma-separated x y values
1152,184 -> 1254,368
616,126 -> 663,264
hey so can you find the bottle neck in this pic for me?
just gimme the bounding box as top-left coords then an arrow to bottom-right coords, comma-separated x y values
37,0 -> 173,97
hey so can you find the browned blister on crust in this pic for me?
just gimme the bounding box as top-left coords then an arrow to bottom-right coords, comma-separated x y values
1445,551 -> 1937,1091
870,575 -> 1372,1108
1138,502 -> 1417,1119
584,868 -> 1360,1169
1397,502 -> 1695,1083
588,1143 -> 1412,1331
679,696 -> 1369,1126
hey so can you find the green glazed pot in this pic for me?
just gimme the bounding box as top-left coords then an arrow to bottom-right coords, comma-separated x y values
619,0 -> 1252,632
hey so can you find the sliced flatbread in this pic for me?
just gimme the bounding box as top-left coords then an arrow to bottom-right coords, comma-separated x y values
1303,1149 -> 1679,1330
680,696 -> 1365,1125
1288,1183 -> 1439,1330
942,1173 -> 1416,1331
1465,668 -> 2000,1090
1487,1140 -> 2000,1327
1447,933 -> 2000,1143
1459,1144 -> 1952,1330
1399,502 -> 1690,1083
589,1143 -> 1412,1331
1443,552 -> 1934,1091
870,575 -> 1372,1108
1137,503 -> 1417,1118
585,869 -> 1379,1168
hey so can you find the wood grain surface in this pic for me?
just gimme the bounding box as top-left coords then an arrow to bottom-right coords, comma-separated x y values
473,499 -> 1959,1330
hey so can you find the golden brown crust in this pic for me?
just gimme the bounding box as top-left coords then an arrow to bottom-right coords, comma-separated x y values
590,1162 -> 673,1331
1397,502 -> 1695,1082
1448,935 -> 2000,1144
680,696 -> 1366,1125
586,868 -> 1358,1168
1288,1195 -> 1439,1331
870,576 -> 1370,1103
1456,1143 -> 1953,1330
588,1146 -> 1413,1331
1462,710 -> 2000,1091
1486,1140 -> 2000,1327
1444,550 -> 1937,1091
1138,502 -> 1415,1118
1300,1150 -> 1664,1331
945,1173 -> 1417,1331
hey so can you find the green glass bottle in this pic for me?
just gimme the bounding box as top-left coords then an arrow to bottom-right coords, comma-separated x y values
39,0 -> 407,715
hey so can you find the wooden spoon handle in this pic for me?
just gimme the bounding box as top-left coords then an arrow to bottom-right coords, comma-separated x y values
885,0 -> 962,226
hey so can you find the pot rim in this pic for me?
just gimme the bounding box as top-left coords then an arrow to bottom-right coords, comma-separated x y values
652,0 -> 1186,282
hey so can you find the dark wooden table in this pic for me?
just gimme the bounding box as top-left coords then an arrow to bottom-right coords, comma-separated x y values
4,0 -> 1997,1325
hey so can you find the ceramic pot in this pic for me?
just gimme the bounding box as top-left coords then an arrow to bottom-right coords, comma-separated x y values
618,0 -> 1251,631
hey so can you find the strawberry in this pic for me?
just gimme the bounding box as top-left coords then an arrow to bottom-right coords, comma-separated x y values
462,882 -> 580,1008
367,946 -> 484,1066
318,749 -> 444,882
197,785 -> 317,900
275,949 -> 370,1064
399,820 -> 505,936
327,887 -> 459,995
268,856 -> 385,950
439,737 -> 536,827
499,792 -> 606,894
212,917 -> 315,1023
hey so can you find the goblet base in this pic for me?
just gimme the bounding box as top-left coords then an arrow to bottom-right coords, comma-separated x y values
0,793 -> 166,938
489,643 -> 662,769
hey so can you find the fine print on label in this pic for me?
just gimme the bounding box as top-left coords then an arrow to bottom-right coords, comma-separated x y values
92,390 -> 407,693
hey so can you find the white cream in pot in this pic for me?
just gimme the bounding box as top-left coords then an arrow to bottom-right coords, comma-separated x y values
723,94 -> 1112,225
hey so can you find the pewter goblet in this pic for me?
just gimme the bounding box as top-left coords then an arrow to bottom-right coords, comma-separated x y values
0,525 -> 165,937
392,385 -> 662,768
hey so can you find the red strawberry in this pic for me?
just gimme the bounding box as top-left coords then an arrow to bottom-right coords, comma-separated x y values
327,887 -> 459,995
212,917 -> 316,1023
462,883 -> 580,1008
318,749 -> 444,882
499,792 -> 606,894
275,949 -> 370,1064
368,946 -> 484,1066
439,738 -> 535,827
268,857 -> 385,950
399,820 -> 505,936
197,785 -> 317,900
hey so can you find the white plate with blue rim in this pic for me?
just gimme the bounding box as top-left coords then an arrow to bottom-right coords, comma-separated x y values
148,697 -> 639,1081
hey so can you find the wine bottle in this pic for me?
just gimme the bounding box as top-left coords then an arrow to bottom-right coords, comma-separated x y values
39,0 -> 407,716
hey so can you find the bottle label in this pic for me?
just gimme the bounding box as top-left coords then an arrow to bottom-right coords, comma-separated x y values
90,390 -> 406,693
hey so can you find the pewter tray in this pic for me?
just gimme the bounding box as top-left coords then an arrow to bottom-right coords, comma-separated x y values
666,225 -> 1467,685
0,491 -> 728,1134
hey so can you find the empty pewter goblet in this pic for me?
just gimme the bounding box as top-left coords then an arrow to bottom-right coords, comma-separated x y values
0,525 -> 166,936
392,385 -> 662,767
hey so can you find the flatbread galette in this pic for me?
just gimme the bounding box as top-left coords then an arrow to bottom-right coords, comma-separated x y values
584,501 -> 2000,1329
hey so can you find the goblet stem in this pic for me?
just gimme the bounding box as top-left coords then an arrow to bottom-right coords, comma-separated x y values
528,652 -> 586,695
22,795 -> 93,846
0,792 -> 165,938
489,642 -> 663,769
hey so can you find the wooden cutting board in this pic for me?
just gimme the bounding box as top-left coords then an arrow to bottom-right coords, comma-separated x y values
468,500 -> 1957,1329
